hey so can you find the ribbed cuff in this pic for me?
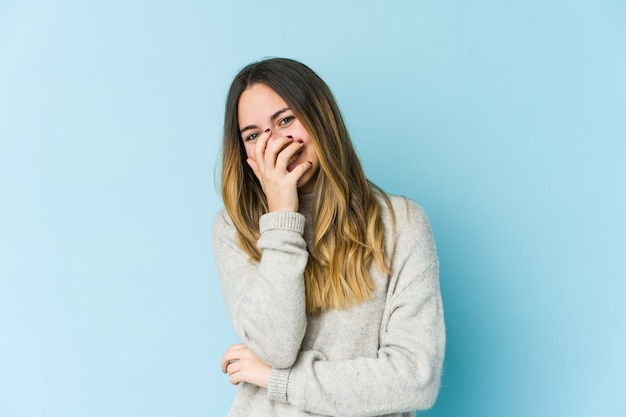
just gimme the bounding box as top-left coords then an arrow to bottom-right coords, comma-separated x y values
259,211 -> 305,234
267,368 -> 291,403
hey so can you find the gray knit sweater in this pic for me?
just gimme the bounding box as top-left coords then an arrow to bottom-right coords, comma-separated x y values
211,193 -> 445,417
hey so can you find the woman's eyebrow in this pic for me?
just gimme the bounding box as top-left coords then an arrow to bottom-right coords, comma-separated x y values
239,124 -> 258,134
240,107 -> 292,134
270,107 -> 291,121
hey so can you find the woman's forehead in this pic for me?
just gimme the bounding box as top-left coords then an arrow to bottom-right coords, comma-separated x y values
238,84 -> 289,124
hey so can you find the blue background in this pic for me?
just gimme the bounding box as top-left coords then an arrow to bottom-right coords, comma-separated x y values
1,1 -> 624,416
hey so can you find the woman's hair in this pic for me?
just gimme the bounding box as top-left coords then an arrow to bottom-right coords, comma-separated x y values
220,57 -> 394,314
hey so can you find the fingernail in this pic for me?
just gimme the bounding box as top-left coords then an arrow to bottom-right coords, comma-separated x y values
264,128 -> 270,133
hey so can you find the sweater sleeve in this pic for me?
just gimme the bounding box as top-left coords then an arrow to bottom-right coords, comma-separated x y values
267,201 -> 445,416
211,210 -> 309,368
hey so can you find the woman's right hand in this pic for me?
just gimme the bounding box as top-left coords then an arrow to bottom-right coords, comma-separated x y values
221,344 -> 272,389
246,129 -> 313,212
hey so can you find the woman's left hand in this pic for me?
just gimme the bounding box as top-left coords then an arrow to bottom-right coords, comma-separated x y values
221,344 -> 272,388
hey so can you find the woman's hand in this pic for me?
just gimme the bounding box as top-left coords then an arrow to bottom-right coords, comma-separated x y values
246,129 -> 313,212
221,344 -> 272,388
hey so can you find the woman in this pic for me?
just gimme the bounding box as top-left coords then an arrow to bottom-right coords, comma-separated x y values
212,57 -> 444,417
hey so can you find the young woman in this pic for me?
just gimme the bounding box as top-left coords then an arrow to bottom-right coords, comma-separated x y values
212,58 -> 445,417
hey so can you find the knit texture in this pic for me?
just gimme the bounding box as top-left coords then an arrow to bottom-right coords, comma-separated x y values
212,193 -> 445,417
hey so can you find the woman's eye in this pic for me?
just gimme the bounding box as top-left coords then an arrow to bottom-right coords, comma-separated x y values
245,132 -> 259,142
279,116 -> 294,126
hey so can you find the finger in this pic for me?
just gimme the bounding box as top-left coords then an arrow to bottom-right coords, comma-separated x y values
222,350 -> 244,363
274,140 -> 305,171
246,158 -> 261,181
229,370 -> 242,385
220,354 -> 233,374
226,360 -> 241,376
228,343 -> 246,349
225,343 -> 247,354
226,361 -> 243,385
254,129 -> 271,171
221,353 -> 240,374
264,136 -> 295,168
246,158 -> 263,183
220,344 -> 247,373
291,160 -> 314,179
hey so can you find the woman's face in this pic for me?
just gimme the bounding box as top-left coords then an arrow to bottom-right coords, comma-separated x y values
237,83 -> 320,194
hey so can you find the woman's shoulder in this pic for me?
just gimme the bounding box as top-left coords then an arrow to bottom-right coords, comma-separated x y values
380,193 -> 435,253
211,208 -> 236,239
379,193 -> 430,227
212,208 -> 232,224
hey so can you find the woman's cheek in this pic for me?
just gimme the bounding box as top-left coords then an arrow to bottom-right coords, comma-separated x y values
244,144 -> 255,160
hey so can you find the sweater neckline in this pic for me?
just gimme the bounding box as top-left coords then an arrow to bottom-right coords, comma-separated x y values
298,192 -> 315,215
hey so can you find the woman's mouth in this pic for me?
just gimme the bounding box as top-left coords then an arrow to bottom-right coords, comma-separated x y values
287,151 -> 303,172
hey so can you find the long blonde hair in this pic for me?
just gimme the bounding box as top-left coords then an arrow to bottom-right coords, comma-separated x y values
220,58 -> 394,314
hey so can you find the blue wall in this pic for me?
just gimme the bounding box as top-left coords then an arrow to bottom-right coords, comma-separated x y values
1,1 -> 624,416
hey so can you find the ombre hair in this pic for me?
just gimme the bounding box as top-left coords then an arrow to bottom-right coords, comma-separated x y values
220,57 -> 394,314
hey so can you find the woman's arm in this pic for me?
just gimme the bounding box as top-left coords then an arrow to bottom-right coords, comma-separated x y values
221,262 -> 444,416
269,263 -> 443,416
212,210 -> 309,368
266,201 -> 445,416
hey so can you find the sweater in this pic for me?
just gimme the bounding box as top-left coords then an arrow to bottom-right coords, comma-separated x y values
211,193 -> 445,417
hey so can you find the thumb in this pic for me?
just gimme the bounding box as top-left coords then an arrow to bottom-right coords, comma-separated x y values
246,158 -> 261,180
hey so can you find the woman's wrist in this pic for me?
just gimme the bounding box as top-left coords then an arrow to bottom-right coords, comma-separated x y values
259,211 -> 306,235
267,194 -> 299,212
